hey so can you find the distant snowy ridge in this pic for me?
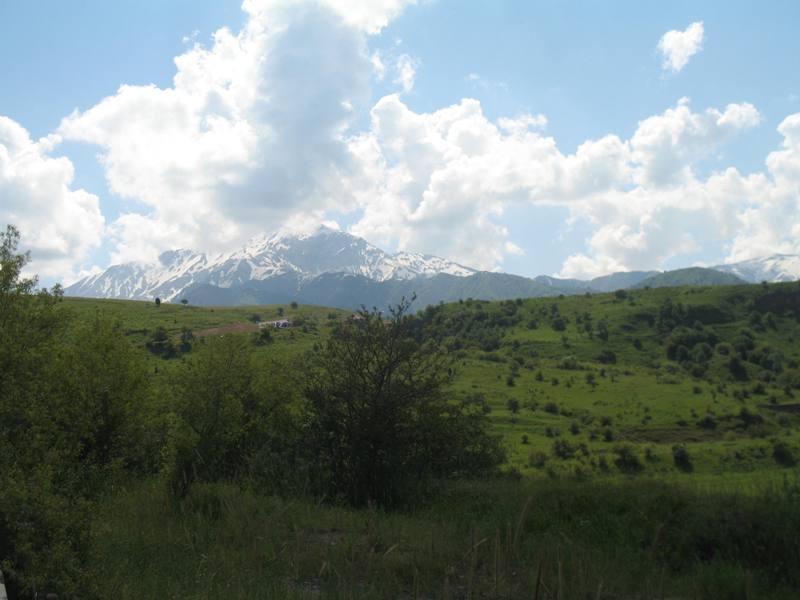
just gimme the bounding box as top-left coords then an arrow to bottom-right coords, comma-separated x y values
712,254 -> 800,283
66,226 -> 476,301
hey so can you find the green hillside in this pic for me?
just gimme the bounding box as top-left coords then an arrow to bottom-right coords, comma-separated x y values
6,279 -> 800,599
408,281 -> 800,484
62,279 -> 800,486
633,266 -> 745,289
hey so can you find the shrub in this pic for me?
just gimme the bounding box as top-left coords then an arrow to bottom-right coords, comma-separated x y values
529,451 -> 547,468
552,439 -> 576,460
613,446 -> 644,474
772,441 -> 797,467
597,349 -> 617,364
697,415 -> 717,430
169,336 -> 297,497
303,301 -> 505,507
672,445 -> 693,472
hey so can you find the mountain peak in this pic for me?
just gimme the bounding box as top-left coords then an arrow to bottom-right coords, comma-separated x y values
713,254 -> 800,283
66,227 -> 475,301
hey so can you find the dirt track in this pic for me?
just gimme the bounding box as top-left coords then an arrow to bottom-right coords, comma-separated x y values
194,322 -> 260,337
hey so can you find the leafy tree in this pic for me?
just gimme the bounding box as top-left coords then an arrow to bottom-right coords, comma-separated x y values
0,225 -> 152,595
180,298 -> 188,306
303,300 -> 504,507
169,336 -> 297,496
155,297 -> 161,306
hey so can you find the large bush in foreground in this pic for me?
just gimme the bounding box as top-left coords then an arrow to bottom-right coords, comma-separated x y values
303,300 -> 505,507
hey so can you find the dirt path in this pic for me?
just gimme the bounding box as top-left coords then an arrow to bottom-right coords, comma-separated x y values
194,322 -> 259,337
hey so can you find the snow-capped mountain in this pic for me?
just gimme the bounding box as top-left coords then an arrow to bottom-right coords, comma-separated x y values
65,226 -> 475,301
712,255 -> 800,283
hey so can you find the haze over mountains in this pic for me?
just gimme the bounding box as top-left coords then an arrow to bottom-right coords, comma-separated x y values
66,226 -> 800,311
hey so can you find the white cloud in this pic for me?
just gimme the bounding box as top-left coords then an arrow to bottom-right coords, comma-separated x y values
394,54 -> 417,93
48,0 -> 800,283
242,0 -> 417,34
630,97 -> 760,187
658,21 -> 704,73
344,94 -> 785,279
0,116 -> 104,281
60,0 -> 379,264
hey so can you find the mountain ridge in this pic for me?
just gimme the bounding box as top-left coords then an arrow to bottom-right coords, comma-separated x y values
65,227 -> 799,309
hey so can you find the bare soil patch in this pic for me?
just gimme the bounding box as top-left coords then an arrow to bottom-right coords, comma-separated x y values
194,322 -> 259,338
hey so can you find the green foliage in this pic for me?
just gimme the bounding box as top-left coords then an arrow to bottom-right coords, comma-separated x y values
672,444 -> 693,472
302,301 -> 504,507
772,441 -> 796,467
613,445 -> 644,474
168,336 -> 297,497
0,225 -> 152,596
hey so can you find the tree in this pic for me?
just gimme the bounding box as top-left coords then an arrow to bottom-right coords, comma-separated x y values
180,298 -> 188,306
155,297 -> 161,306
0,226 -> 84,596
303,300 -> 505,507
169,336 -> 298,496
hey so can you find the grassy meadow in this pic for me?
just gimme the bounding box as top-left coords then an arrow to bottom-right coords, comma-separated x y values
11,281 -> 799,598
63,280 -> 800,489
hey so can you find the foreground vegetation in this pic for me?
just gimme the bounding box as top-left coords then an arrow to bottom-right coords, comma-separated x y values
3,223 -> 800,598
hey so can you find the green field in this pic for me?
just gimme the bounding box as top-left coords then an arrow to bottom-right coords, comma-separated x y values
5,280 -> 800,599
62,280 -> 800,491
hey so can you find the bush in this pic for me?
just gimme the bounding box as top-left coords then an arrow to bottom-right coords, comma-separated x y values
697,415 -> 717,430
303,301 -> 505,507
772,441 -> 797,467
613,446 -> 644,474
552,439 -> 576,460
672,445 -> 693,472
597,349 -> 617,364
169,336 -> 297,497
0,226 -> 153,595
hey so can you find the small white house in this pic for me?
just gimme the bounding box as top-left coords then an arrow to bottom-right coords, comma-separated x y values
259,319 -> 292,329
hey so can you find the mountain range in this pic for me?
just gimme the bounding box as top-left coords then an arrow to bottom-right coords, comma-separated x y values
65,226 -> 800,311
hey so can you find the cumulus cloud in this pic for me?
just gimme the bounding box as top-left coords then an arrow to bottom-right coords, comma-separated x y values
243,0 -> 417,34
630,97 -> 760,187
0,116 -> 104,280
343,93 -> 800,280
50,0 -> 800,282
60,0 -> 378,264
658,21 -> 704,73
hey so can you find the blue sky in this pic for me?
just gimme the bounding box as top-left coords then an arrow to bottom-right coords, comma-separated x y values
1,0 -> 799,284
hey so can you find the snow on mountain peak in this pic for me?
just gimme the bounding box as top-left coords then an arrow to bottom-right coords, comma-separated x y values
713,254 -> 800,283
65,228 -> 476,301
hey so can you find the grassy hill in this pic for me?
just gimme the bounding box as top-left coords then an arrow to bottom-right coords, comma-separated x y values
63,280 -> 800,486
633,266 -> 745,289
407,281 -> 800,485
51,283 -> 800,599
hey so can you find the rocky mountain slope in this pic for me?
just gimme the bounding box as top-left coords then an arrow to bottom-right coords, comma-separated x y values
65,226 -> 798,310
66,226 -> 475,302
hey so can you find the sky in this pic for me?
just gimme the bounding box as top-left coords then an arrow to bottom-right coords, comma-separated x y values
1,0 -> 799,285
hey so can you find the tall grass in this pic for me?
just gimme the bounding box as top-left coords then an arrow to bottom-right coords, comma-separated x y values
87,476 -> 800,599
